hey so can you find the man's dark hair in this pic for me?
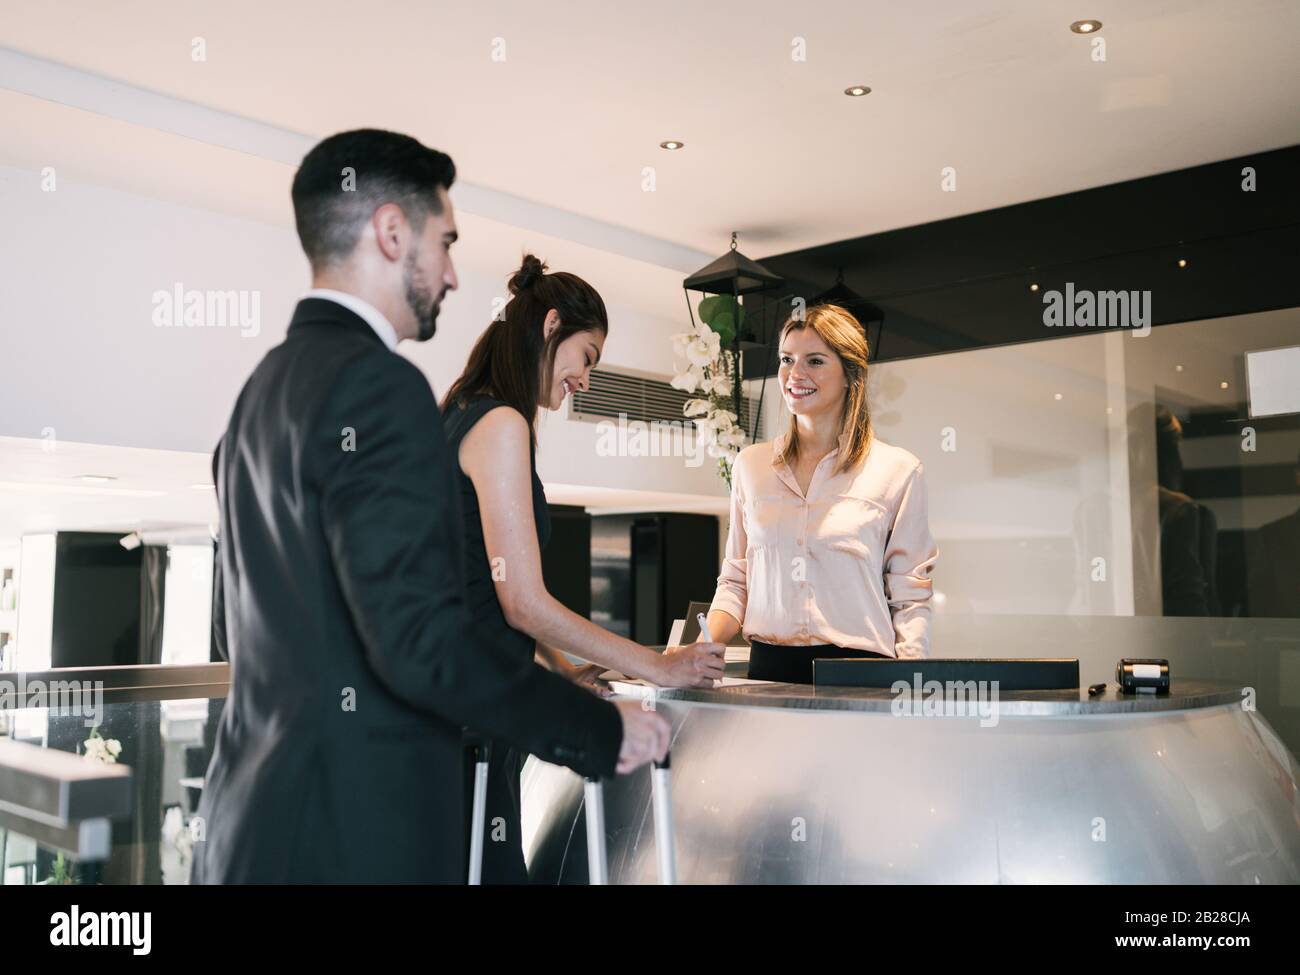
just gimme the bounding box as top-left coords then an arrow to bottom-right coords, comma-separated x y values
291,129 -> 456,270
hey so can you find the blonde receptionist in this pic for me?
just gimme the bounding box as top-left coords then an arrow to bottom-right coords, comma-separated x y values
702,304 -> 939,683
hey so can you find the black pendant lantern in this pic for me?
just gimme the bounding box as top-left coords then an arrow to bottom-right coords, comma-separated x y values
683,232 -> 785,297
682,232 -> 784,438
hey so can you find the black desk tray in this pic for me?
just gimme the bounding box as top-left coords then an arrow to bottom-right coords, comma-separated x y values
812,657 -> 1080,691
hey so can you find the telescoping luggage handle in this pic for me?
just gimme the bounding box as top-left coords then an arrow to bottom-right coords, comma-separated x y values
585,751 -> 677,885
467,739 -> 491,886
467,741 -> 677,884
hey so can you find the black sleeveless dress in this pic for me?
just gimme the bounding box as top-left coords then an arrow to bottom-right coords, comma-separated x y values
443,395 -> 551,883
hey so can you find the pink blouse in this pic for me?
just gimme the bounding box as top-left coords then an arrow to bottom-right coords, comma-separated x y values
709,432 -> 938,658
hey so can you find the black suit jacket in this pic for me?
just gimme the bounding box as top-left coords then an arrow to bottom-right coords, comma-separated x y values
192,298 -> 621,883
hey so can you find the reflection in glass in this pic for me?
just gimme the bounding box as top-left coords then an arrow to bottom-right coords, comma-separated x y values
1,696 -> 223,885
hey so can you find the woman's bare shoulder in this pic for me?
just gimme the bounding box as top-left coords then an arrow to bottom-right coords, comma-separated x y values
458,404 -> 531,472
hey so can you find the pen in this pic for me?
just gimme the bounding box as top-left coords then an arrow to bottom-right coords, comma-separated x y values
696,612 -> 714,643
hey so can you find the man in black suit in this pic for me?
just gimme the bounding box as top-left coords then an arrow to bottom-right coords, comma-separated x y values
192,130 -> 669,883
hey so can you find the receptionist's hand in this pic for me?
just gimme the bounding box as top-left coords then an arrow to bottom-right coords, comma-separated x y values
656,641 -> 726,688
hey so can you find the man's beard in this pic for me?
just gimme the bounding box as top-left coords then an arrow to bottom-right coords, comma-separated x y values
403,249 -> 441,342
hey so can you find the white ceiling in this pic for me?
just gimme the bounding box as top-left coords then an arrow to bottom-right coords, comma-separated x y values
3,0 -> 1298,258
0,436 -> 217,543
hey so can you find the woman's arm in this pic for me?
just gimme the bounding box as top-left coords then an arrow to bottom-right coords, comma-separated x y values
884,464 -> 939,658
704,609 -> 742,645
534,641 -> 568,672
701,460 -> 749,645
459,407 -> 724,687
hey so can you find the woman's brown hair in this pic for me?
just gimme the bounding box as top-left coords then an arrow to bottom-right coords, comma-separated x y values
441,254 -> 608,448
776,303 -> 872,473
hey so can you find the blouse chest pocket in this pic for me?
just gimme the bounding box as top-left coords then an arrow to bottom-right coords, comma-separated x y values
743,493 -> 800,548
812,492 -> 890,561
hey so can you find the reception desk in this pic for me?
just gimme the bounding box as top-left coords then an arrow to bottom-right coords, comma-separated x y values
521,677 -> 1300,884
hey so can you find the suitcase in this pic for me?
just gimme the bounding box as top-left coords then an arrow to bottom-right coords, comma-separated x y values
466,741 -> 676,885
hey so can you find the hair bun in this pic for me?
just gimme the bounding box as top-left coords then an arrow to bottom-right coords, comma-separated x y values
509,254 -> 548,294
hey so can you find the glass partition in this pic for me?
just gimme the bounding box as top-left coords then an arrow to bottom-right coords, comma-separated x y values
0,665 -> 226,885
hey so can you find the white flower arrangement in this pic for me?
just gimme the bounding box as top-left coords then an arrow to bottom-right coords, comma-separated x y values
670,320 -> 748,486
82,727 -> 122,764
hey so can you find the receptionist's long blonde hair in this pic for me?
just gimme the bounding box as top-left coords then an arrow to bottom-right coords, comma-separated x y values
776,303 -> 872,475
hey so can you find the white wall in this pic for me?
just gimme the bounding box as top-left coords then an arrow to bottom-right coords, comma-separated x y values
870,330 -> 1130,616
0,163 -> 728,502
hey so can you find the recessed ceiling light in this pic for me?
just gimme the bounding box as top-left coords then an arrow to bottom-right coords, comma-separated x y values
1220,381 -> 1229,389
1175,364 -> 1184,372
77,474 -> 116,483
1054,393 -> 1064,401
1029,282 -> 1040,292
1070,20 -> 1102,34
844,85 -> 872,97
1177,258 -> 1188,268
659,140 -> 684,150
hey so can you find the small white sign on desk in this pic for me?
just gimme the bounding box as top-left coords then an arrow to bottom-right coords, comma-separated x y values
666,618 -> 686,649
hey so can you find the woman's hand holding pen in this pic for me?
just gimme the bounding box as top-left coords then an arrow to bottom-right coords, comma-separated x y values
656,641 -> 726,687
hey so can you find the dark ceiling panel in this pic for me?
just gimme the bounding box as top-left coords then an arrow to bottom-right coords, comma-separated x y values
742,144 -> 1300,369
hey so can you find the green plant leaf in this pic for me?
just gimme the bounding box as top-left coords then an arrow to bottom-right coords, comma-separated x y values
709,313 -> 736,346
698,295 -> 745,344
697,294 -> 724,323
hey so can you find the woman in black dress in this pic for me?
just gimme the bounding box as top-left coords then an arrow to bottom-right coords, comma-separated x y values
442,254 -> 725,882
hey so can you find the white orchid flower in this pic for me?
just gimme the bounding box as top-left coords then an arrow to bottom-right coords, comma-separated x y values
670,368 -> 701,393
686,337 -> 716,368
722,427 -> 748,447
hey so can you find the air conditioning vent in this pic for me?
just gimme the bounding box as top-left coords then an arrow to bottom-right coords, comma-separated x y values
571,369 -> 764,439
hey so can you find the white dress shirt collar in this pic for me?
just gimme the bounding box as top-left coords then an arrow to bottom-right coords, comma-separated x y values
304,288 -> 398,351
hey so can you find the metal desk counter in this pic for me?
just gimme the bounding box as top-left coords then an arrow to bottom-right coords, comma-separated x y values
521,678 -> 1300,884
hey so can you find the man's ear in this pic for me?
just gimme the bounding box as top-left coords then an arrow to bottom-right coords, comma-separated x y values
372,203 -> 405,262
